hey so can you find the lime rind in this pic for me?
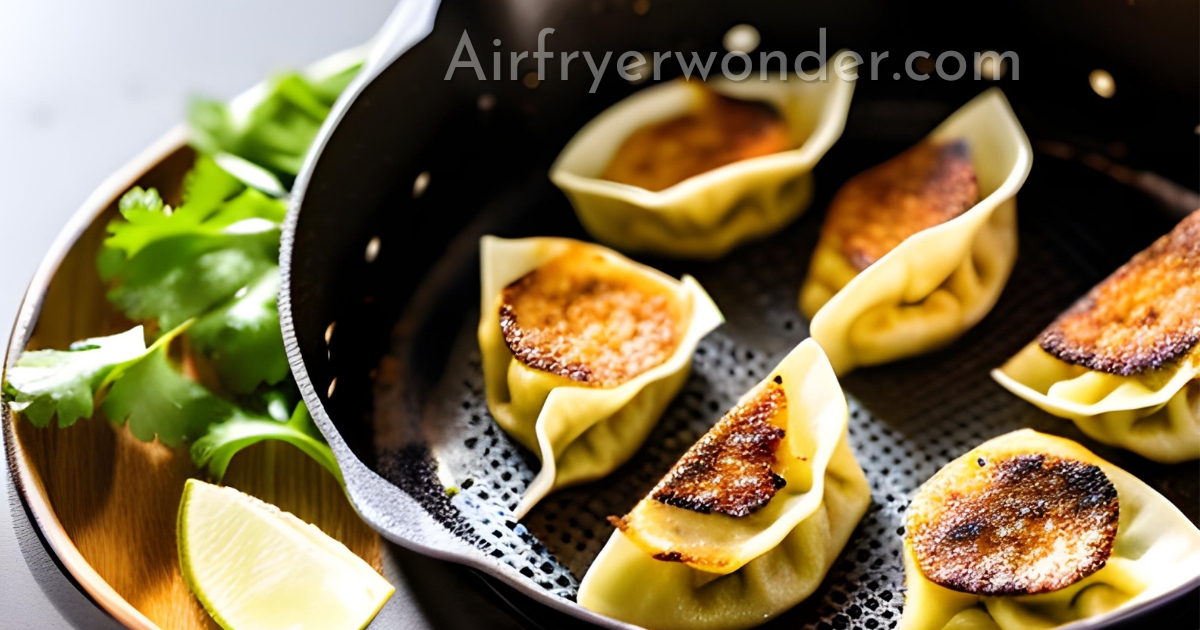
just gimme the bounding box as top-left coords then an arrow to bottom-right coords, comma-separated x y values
178,479 -> 393,630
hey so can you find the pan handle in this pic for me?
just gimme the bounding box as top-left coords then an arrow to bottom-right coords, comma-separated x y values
362,0 -> 444,78
282,0 -> 479,564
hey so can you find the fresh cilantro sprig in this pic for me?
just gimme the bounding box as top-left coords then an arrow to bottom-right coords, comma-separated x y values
3,327 -> 148,428
4,59 -> 362,484
5,323 -> 212,447
193,402 -> 342,484
3,324 -> 341,482
99,155 -> 286,335
99,330 -> 226,448
188,64 -> 359,188
188,267 -> 290,394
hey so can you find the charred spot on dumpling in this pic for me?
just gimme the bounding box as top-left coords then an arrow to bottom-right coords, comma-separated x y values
823,139 -> 979,271
601,86 -> 791,192
650,551 -> 689,563
499,246 -> 685,387
648,383 -> 788,517
907,452 -> 1118,596
1038,211 -> 1200,376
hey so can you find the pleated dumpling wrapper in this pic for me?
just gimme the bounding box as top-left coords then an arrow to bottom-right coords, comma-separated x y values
900,429 -> 1200,630
801,88 -> 1032,375
549,52 -> 856,260
578,339 -> 871,630
992,211 -> 1199,463
479,236 -> 723,517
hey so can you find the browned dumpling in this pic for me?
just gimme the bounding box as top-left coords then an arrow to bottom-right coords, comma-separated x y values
499,245 -> 687,387
601,87 -> 791,192
551,61 -> 856,259
899,430 -> 1200,630
479,236 -> 723,517
800,89 -> 1031,375
993,211 -> 1200,463
639,380 -> 788,520
578,339 -> 871,630
907,445 -> 1118,596
1037,210 -> 1200,376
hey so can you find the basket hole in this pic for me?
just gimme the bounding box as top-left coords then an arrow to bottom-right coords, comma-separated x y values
413,171 -> 431,198
364,236 -> 381,262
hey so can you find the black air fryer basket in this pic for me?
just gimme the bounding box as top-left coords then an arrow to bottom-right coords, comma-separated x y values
279,1 -> 1200,627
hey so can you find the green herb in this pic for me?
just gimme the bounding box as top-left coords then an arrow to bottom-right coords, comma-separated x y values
105,231 -> 279,331
101,335 -> 228,447
6,319 -> 338,478
193,403 -> 342,484
188,63 -> 361,187
3,59 -> 362,484
3,327 -> 148,428
189,267 -> 289,394
99,155 -> 286,331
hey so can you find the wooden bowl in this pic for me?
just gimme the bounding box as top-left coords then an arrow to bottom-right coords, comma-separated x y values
2,73 -> 381,630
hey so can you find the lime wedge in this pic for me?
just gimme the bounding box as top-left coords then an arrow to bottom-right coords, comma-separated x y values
178,479 -> 394,630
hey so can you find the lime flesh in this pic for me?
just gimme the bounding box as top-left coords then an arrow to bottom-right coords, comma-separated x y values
178,479 -> 394,630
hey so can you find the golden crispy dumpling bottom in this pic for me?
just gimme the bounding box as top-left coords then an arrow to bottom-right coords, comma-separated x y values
822,139 -> 979,271
907,450 -> 1119,596
600,87 -> 791,192
499,245 -> 685,387
1039,211 -> 1200,376
644,380 -> 789,519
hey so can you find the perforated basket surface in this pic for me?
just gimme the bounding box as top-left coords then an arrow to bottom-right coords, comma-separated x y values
281,3 -> 1199,626
349,141 -> 1198,629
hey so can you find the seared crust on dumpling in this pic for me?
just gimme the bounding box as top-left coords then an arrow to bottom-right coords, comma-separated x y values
601,87 -> 791,192
823,139 -> 979,271
499,245 -> 685,387
907,451 -> 1119,596
647,381 -> 788,518
1039,211 -> 1200,376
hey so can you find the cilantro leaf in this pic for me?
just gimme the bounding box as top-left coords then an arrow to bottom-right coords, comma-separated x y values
3,327 -> 148,428
4,321 -> 333,472
189,267 -> 289,394
191,403 -> 340,483
210,153 -> 286,198
182,153 -> 246,212
105,230 -> 279,330
187,63 -> 361,184
100,340 -> 228,447
101,156 -> 260,263
99,155 -> 287,330
102,159 -> 285,260
8,59 -> 359,489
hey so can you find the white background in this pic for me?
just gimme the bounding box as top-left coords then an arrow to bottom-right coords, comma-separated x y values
0,1 -> 396,627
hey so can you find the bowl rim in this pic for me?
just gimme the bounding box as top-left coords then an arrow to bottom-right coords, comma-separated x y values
2,124 -> 190,630
1,43 -> 371,630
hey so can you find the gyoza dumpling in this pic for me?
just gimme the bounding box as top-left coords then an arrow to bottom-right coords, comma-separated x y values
550,52 -> 856,260
478,236 -> 723,517
992,211 -> 1199,463
900,430 -> 1200,630
578,339 -> 870,630
801,88 -> 1032,375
